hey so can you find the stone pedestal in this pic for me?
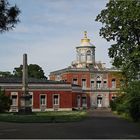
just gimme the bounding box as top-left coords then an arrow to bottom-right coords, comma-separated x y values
18,94 -> 32,114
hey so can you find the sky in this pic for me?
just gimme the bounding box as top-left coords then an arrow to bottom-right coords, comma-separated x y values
0,0 -> 113,77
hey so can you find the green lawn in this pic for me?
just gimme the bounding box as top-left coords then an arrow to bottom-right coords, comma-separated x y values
0,111 -> 87,123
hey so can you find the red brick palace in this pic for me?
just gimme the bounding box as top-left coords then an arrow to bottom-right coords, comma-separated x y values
50,31 -> 123,108
0,31 -> 123,112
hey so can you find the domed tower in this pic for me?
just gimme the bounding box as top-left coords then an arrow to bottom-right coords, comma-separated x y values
72,31 -> 95,68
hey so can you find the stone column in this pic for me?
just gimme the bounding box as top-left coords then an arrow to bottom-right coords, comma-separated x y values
22,53 -> 28,95
18,54 -> 32,114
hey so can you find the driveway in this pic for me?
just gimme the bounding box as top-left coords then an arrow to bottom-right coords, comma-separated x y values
0,109 -> 140,139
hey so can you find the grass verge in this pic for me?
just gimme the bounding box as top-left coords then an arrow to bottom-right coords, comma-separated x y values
113,111 -> 133,122
0,111 -> 87,123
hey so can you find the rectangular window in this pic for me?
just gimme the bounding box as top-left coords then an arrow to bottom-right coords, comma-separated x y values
29,95 -> 32,106
87,54 -> 91,61
82,96 -> 87,106
73,78 -> 78,85
81,54 -> 85,62
103,81 -> 107,88
77,95 -> 81,108
11,95 -> 17,106
53,94 -> 59,105
91,81 -> 94,89
97,81 -> 101,89
82,79 -> 86,89
112,79 -> 116,88
29,92 -> 33,106
40,95 -> 46,105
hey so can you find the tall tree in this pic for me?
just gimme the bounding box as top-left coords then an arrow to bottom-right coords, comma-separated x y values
95,0 -> 140,81
0,71 -> 13,77
0,0 -> 20,33
13,64 -> 47,79
13,64 -> 22,77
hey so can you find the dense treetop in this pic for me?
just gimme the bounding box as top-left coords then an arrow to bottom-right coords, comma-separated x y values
0,0 -> 20,33
13,64 -> 47,79
96,0 -> 140,81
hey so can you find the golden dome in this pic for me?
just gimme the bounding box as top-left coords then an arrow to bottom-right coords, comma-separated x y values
80,31 -> 93,46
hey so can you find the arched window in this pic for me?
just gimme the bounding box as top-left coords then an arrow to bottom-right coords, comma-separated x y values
86,50 -> 91,61
96,76 -> 101,89
81,53 -> 85,62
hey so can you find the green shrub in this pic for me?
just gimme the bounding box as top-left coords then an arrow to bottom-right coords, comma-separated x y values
0,88 -> 11,113
110,93 -> 126,112
126,81 -> 140,122
116,103 -> 128,114
129,97 -> 140,122
110,100 -> 117,111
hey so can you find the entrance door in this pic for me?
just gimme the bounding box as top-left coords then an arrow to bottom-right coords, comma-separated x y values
97,95 -> 102,107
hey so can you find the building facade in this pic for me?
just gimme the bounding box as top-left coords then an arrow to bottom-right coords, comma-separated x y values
0,78 -> 90,112
50,31 -> 123,108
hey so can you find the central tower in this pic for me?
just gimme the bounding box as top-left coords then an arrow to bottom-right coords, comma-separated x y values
72,31 -> 95,68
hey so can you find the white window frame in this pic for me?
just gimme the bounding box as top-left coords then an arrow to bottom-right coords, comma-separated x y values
11,95 -> 17,106
11,92 -> 18,106
86,50 -> 91,61
53,94 -> 59,105
96,76 -> 102,89
29,92 -> 33,106
40,94 -> 46,106
103,81 -> 107,88
82,79 -> 86,89
112,79 -> 116,88
91,80 -> 94,89
82,96 -> 87,107
81,53 -> 85,62
73,78 -> 78,85
97,81 -> 101,89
